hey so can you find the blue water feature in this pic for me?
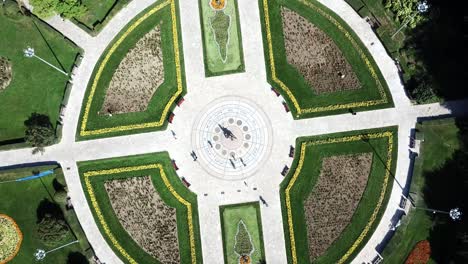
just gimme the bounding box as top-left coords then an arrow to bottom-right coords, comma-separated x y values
16,170 -> 54,182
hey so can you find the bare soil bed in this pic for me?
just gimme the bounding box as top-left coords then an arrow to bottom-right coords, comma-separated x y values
104,176 -> 180,263
281,8 -> 361,94
0,57 -> 12,91
100,25 -> 165,115
304,153 -> 373,260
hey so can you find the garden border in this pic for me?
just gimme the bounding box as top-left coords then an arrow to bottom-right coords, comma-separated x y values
282,128 -> 397,263
80,157 -> 201,264
260,0 -> 393,118
0,214 -> 23,264
79,0 -> 184,137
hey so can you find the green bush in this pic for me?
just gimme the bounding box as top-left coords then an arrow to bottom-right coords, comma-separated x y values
234,220 -> 253,256
384,0 -> 428,28
30,0 -> 87,19
24,113 -> 56,149
36,214 -> 70,246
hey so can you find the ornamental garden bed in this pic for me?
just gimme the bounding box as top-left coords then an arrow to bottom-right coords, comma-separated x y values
281,7 -> 361,94
199,0 -> 245,76
258,0 -> 393,118
0,1 -> 79,144
104,176 -> 180,263
0,165 -> 91,263
78,0 -> 185,140
304,152 -> 373,260
220,202 -> 265,264
78,152 -> 203,264
281,127 -> 397,264
100,25 -> 165,114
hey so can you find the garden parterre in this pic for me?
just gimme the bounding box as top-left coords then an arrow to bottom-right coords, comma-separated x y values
78,152 -> 203,264
281,127 -> 397,264
259,0 -> 393,118
220,202 -> 265,264
78,0 -> 185,139
198,0 -> 245,76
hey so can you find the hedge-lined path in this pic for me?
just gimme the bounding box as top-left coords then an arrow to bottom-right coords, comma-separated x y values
1,1 -> 468,264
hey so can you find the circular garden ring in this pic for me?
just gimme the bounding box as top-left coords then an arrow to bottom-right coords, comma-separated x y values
0,214 -> 23,264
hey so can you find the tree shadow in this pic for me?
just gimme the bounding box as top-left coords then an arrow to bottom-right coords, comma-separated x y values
404,0 -> 468,101
24,112 -> 53,128
424,119 -> 468,262
36,198 -> 65,222
67,252 -> 89,264
31,20 -> 67,72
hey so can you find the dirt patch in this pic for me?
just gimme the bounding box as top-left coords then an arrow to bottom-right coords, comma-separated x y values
281,8 -> 361,94
304,153 -> 373,260
0,57 -> 12,91
104,176 -> 180,263
100,24 -> 165,115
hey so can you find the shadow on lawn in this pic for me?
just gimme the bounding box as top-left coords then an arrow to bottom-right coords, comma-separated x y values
404,0 -> 468,102
36,198 -> 65,222
423,119 -> 468,262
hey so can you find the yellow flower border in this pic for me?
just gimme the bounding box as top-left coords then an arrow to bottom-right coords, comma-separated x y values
262,0 -> 389,117
285,131 -> 394,264
83,164 -> 197,264
80,0 -> 183,136
0,214 -> 23,264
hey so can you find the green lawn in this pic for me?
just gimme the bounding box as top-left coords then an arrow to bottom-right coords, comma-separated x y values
77,1 -> 185,140
382,119 -> 460,263
198,0 -> 245,76
0,2 -> 79,144
281,127 -> 398,263
78,152 -> 203,264
259,0 -> 393,118
75,0 -> 132,33
0,166 -> 91,264
220,202 -> 265,264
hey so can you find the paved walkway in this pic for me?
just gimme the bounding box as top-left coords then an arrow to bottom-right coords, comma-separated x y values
1,0 -> 467,264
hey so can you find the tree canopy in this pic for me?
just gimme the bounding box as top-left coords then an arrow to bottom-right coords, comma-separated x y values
24,113 -> 56,149
30,0 -> 87,19
234,220 -> 254,256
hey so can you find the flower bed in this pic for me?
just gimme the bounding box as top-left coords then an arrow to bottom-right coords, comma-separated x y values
281,7 -> 361,94
100,25 -> 165,114
304,153 -> 373,260
281,128 -> 397,264
0,214 -> 23,263
104,176 -> 180,263
210,0 -> 226,10
405,240 -> 431,264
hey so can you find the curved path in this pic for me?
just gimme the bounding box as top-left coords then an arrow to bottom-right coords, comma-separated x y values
2,0 -> 467,263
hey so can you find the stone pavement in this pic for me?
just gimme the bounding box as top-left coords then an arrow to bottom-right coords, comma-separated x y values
1,0 -> 467,264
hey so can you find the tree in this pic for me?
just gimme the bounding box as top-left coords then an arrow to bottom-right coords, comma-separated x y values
24,113 -> 56,151
385,0 -> 428,29
36,213 -> 70,246
29,0 -> 86,19
234,220 -> 254,257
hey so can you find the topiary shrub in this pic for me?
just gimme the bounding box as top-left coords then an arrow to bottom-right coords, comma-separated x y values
36,214 -> 70,246
234,220 -> 254,257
